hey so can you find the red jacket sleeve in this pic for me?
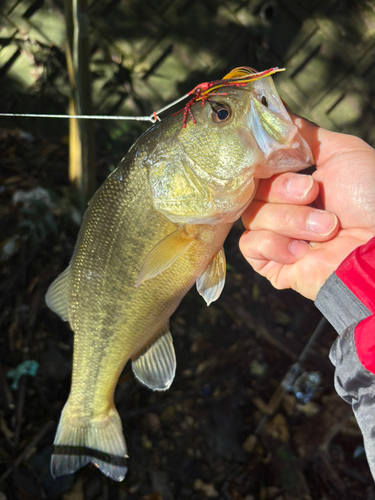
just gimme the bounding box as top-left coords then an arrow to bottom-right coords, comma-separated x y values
335,237 -> 375,374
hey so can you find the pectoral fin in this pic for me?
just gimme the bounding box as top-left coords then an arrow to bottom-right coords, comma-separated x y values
136,226 -> 195,286
45,266 -> 71,321
196,247 -> 226,306
132,324 -> 176,391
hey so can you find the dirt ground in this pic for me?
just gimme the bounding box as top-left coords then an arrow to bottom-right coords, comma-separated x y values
0,128 -> 374,500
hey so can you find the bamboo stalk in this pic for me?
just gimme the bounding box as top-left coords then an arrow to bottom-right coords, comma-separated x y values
65,0 -> 95,209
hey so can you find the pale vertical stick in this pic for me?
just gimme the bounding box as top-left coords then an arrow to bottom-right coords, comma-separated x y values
65,0 -> 95,209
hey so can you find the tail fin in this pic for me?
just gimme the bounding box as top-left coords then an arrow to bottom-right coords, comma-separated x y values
51,405 -> 128,482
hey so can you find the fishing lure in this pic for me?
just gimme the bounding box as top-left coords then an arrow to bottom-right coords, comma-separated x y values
177,67 -> 285,127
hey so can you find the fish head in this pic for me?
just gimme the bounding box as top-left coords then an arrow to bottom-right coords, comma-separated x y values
147,68 -> 313,225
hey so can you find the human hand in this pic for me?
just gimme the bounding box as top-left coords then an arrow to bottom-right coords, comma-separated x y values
239,116 -> 375,300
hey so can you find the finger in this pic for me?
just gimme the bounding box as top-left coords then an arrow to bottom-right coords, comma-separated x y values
242,201 -> 339,241
240,232 -> 323,300
240,229 -> 333,300
290,114 -> 374,167
240,230 -> 333,301
239,230 -> 310,266
255,172 -> 319,204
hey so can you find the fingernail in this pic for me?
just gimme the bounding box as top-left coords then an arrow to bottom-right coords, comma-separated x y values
307,211 -> 337,235
286,176 -> 313,199
289,240 -> 310,258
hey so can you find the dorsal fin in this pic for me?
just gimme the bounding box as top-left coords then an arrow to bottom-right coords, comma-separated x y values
132,324 -> 176,391
136,226 -> 196,286
196,247 -> 226,306
45,266 -> 71,321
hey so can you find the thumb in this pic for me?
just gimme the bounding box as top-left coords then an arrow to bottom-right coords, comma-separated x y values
289,113 -> 373,168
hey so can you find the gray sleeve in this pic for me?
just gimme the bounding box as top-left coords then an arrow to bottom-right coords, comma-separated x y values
316,273 -> 375,480
315,272 -> 371,335
330,327 -> 375,480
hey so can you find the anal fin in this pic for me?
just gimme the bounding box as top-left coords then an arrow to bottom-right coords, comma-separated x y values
132,323 -> 176,391
196,247 -> 226,306
46,265 -> 71,321
136,226 -> 195,286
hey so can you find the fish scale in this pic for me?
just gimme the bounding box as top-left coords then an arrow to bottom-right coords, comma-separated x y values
46,68 -> 313,481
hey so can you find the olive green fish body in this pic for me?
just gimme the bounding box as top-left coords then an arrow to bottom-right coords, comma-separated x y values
67,154 -> 231,412
48,138 -> 232,480
47,70 -> 313,481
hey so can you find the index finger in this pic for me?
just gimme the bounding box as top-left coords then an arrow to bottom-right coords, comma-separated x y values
254,172 -> 319,204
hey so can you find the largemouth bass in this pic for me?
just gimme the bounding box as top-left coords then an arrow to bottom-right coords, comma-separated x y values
46,67 -> 313,481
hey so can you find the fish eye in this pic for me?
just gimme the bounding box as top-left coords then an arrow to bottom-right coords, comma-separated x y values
261,96 -> 268,107
211,105 -> 231,123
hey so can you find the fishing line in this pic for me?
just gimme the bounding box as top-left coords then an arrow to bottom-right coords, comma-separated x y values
0,112 -> 158,122
0,67 -> 285,123
0,92 -> 191,123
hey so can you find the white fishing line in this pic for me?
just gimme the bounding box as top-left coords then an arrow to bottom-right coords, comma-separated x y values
0,112 -> 157,122
0,93 -> 191,122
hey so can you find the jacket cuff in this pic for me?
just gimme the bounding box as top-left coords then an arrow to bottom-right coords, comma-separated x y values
315,272 -> 371,336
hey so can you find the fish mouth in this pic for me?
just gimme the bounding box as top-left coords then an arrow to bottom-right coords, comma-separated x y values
244,97 -> 313,175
